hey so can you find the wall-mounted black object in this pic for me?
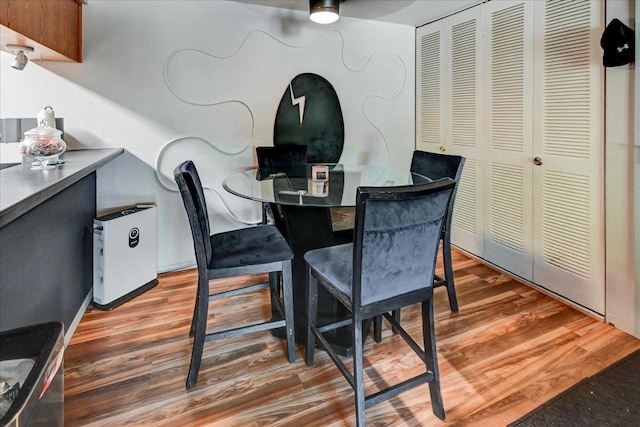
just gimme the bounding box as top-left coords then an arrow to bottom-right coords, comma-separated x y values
600,18 -> 635,67
274,73 -> 345,163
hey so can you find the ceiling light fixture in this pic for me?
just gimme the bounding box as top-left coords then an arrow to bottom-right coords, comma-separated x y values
7,45 -> 34,70
309,0 -> 340,24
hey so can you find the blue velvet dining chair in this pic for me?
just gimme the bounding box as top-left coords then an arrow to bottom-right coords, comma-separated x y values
256,144 -> 308,171
410,150 -> 465,312
373,150 -> 465,342
256,144 -> 308,233
174,160 -> 296,389
304,179 -> 456,426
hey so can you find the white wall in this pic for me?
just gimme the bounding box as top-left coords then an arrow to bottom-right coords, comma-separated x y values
604,1 -> 637,337
635,1 -> 640,338
0,1 -> 416,272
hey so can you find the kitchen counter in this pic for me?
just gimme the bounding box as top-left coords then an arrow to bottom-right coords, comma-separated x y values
0,148 -> 123,228
0,147 -> 123,341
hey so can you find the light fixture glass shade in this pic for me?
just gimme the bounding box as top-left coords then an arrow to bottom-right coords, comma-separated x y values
309,0 -> 340,24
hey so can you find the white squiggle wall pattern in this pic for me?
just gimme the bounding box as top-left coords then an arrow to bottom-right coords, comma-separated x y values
156,29 -> 407,225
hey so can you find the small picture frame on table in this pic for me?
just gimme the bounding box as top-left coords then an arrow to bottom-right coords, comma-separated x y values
312,165 -> 329,182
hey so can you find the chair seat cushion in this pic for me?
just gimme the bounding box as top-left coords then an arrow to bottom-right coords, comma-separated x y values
209,225 -> 293,269
304,243 -> 353,299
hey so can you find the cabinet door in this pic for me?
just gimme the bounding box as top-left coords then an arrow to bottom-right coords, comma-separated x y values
416,19 -> 446,154
416,6 -> 484,256
482,0 -> 535,280
446,7 -> 485,256
532,0 -> 604,314
0,0 -> 82,62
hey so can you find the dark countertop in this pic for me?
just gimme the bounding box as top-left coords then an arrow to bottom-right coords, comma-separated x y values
0,148 -> 124,228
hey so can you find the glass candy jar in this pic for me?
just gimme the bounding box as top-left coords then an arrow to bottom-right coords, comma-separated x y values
19,125 -> 66,170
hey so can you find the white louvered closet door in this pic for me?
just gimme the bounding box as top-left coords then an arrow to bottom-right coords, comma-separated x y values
416,19 -> 446,154
532,0 -> 604,314
482,1 -> 535,281
446,8 -> 484,256
416,6 -> 484,256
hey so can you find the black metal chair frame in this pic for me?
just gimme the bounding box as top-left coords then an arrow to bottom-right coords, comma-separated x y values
174,160 -> 296,389
305,179 -> 455,426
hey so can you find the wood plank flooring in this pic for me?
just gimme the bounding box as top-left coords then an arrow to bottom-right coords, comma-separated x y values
64,249 -> 640,426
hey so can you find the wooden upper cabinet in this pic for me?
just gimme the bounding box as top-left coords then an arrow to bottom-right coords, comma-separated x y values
0,0 -> 83,63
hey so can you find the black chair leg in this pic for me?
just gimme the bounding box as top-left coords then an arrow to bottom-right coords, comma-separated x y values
186,278 -> 209,389
422,298 -> 445,420
392,309 -> 400,334
353,312 -> 366,427
373,307 -> 401,341
373,315 -> 382,342
442,237 -> 459,312
269,271 -> 279,318
189,286 -> 200,337
305,270 -> 318,366
282,261 -> 296,363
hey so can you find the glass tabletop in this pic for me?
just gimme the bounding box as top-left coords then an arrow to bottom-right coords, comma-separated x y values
223,164 -> 430,208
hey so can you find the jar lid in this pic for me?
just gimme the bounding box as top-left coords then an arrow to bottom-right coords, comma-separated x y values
24,125 -> 62,138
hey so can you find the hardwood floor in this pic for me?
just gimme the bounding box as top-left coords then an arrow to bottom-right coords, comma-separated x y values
64,249 -> 640,426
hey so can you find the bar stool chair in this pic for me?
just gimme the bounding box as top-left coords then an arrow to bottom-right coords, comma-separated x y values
410,150 -> 465,312
373,151 -> 465,342
304,179 -> 456,426
256,144 -> 308,234
174,160 -> 296,389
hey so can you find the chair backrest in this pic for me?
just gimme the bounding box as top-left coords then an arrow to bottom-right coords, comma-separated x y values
410,150 -> 465,234
256,144 -> 308,182
174,160 -> 212,271
256,144 -> 308,168
256,144 -> 309,231
352,179 -> 456,307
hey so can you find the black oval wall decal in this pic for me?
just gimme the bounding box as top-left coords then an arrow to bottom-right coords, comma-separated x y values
273,73 -> 344,163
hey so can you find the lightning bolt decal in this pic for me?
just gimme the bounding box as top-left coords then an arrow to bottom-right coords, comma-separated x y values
289,83 -> 306,126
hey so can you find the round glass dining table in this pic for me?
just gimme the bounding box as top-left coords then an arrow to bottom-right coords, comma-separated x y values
222,164 -> 430,208
223,164 -> 430,355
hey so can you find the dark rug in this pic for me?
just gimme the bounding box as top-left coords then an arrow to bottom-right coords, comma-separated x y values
509,349 -> 640,427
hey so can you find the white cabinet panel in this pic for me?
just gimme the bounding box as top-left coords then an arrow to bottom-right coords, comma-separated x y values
451,158 -> 483,255
416,20 -> 446,150
482,0 -> 535,280
532,0 -> 604,313
417,6 -> 484,256
416,0 -> 605,314
448,13 -> 482,150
